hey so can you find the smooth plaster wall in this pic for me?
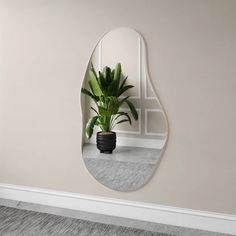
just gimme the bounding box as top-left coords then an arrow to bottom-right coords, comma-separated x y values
0,0 -> 236,215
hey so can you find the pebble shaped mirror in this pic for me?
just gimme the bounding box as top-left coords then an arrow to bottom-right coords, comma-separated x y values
81,27 -> 168,191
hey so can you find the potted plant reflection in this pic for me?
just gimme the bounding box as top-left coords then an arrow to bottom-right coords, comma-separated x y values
81,63 -> 138,153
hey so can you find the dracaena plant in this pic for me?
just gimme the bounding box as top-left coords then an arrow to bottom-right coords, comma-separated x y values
81,63 -> 138,139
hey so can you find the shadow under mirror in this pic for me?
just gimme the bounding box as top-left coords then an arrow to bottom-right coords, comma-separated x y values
81,27 -> 168,191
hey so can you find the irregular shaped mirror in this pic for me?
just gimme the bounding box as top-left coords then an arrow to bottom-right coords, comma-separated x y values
81,27 -> 168,191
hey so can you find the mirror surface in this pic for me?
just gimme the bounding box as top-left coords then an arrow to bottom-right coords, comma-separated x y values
81,28 -> 168,191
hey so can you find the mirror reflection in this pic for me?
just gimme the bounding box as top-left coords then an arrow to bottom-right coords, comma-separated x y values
81,28 -> 168,191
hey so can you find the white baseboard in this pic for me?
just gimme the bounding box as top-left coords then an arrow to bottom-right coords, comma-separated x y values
87,135 -> 166,149
0,183 -> 235,235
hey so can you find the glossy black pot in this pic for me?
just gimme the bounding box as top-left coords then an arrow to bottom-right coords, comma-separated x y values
96,131 -> 116,154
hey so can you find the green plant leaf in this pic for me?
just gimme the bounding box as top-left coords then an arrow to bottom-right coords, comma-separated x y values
106,96 -> 118,114
113,63 -> 122,96
115,112 -> 131,124
111,69 -> 115,80
98,106 -> 109,116
119,76 -> 128,90
98,71 -> 107,95
107,79 -> 119,96
90,63 -> 98,79
118,96 -> 130,107
81,88 -> 98,102
86,116 -> 99,139
126,100 -> 138,120
89,70 -> 103,97
88,80 -> 95,96
91,107 -> 98,115
114,63 -> 121,82
115,119 -> 130,125
103,66 -> 112,85
97,118 -> 107,131
117,85 -> 134,97
97,71 -> 103,87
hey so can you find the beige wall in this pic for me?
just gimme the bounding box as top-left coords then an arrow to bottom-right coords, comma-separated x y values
0,0 -> 236,215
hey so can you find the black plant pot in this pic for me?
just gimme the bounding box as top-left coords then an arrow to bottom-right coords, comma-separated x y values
96,131 -> 116,154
